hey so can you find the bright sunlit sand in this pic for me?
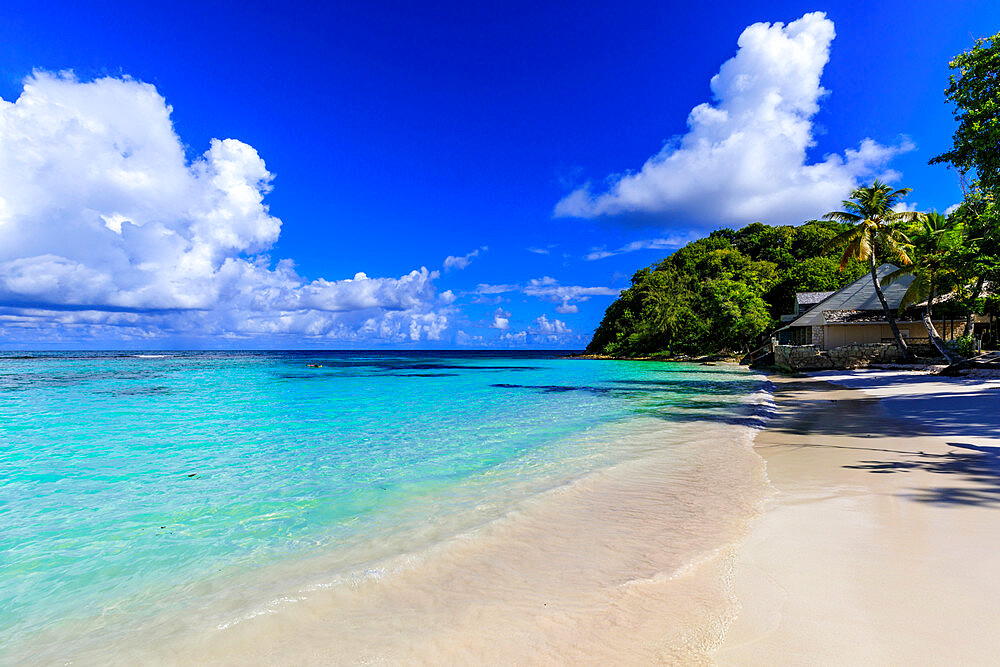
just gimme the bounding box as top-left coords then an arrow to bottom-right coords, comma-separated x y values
718,369 -> 1000,665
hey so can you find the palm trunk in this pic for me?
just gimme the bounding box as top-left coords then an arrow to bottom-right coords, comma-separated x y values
961,275 -> 986,338
871,255 -> 913,361
922,270 -> 960,364
923,311 -> 959,364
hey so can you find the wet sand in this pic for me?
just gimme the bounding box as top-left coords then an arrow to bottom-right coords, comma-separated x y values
717,370 -> 1000,664
61,415 -> 771,665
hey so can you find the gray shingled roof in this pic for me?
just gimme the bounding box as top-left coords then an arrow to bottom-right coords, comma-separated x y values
912,281 -> 994,308
824,310 -> 896,323
796,291 -> 835,305
786,264 -> 914,328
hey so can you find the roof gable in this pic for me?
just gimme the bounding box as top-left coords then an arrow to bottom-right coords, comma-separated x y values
787,264 -> 914,328
796,291 -> 835,305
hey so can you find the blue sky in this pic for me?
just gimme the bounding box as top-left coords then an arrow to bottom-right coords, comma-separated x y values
0,0 -> 997,349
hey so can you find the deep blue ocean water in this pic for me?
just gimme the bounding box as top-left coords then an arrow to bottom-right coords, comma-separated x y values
0,351 -> 764,658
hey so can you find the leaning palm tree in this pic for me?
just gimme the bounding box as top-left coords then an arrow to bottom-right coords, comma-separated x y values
824,181 -> 919,359
882,212 -> 966,364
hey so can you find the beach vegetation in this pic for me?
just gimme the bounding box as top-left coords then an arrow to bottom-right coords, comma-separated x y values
942,189 -> 1000,337
586,220 -> 865,356
823,181 -> 920,359
931,31 -> 1000,338
930,31 -> 1000,194
951,334 -> 976,358
882,211 -> 967,363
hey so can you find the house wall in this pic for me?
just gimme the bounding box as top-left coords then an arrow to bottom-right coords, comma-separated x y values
821,321 -> 957,350
823,324 -> 912,349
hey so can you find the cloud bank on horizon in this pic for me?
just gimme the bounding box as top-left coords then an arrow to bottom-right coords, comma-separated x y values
0,72 -> 452,344
554,12 -> 912,227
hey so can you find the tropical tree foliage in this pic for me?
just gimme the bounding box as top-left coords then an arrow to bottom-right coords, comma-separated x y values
930,31 -> 1000,194
882,212 -> 966,363
943,189 -> 999,337
586,220 -> 864,356
929,31 -> 1000,341
823,181 -> 919,359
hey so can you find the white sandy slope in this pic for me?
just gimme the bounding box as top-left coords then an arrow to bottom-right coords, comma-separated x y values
716,369 -> 1000,665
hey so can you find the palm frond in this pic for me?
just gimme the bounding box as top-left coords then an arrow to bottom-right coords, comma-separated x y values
857,230 -> 873,263
825,225 -> 868,270
822,211 -> 862,223
889,210 -> 921,224
881,265 -> 915,286
886,226 -> 912,245
825,225 -> 863,250
823,180 -> 924,273
897,273 -> 930,314
882,235 -> 913,265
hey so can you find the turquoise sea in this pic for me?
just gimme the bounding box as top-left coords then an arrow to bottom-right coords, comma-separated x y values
1,351 -> 769,661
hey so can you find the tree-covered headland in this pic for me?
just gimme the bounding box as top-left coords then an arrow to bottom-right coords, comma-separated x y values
586,220 -> 867,356
587,31 -> 1000,359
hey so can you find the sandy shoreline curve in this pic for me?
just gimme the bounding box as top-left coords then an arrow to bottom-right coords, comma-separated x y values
717,369 -> 1000,665
42,381 -> 771,666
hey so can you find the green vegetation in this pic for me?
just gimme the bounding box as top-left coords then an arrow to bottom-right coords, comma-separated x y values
948,193 -> 999,336
586,220 -> 866,355
931,30 -> 1000,339
587,30 -> 1000,359
823,181 -> 919,359
930,31 -> 1000,193
882,212 -> 966,363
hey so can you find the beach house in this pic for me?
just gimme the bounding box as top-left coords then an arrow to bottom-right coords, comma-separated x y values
776,263 -> 974,351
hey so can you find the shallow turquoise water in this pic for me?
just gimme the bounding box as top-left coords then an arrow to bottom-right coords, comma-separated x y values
0,351 -> 763,656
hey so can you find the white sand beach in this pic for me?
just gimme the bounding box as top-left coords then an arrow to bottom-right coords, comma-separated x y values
718,369 -> 1000,664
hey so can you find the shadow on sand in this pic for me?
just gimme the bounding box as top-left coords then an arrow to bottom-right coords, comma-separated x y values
844,442 -> 1000,507
766,379 -> 1000,440
769,377 -> 1000,508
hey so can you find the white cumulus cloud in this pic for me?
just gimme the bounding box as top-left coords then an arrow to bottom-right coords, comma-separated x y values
532,314 -> 570,336
496,315 -> 573,347
554,12 -> 912,227
470,279 -> 621,314
0,71 -> 448,344
523,277 -> 621,314
475,283 -> 519,295
585,235 -> 698,261
443,246 -> 486,271
498,330 -> 528,346
455,329 -> 485,346
491,308 -> 511,330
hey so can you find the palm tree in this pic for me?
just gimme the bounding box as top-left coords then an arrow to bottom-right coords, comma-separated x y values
824,181 -> 919,359
881,212 -> 966,364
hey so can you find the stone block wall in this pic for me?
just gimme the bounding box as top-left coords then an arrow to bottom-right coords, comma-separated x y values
774,344 -> 830,370
774,343 -> 902,370
811,325 -> 824,348
828,343 -> 902,368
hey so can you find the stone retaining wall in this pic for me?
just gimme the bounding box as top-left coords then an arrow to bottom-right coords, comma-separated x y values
774,342 -> 902,370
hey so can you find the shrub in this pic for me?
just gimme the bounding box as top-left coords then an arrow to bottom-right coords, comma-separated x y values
949,335 -> 975,358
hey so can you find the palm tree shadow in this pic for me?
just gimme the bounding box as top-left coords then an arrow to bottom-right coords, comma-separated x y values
845,442 -> 1000,507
